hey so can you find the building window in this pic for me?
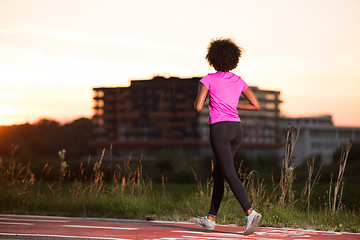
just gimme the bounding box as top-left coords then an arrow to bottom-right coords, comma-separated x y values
96,109 -> 104,116
96,100 -> 104,108
95,90 -> 104,98
265,94 -> 276,100
265,103 -> 275,110
310,131 -> 319,137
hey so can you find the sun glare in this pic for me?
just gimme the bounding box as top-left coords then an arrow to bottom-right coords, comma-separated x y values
0,118 -> 10,126
0,104 -> 18,126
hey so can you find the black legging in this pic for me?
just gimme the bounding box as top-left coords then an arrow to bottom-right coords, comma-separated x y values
208,121 -> 251,216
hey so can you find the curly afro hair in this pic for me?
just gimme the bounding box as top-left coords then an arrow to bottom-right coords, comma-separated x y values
205,38 -> 242,72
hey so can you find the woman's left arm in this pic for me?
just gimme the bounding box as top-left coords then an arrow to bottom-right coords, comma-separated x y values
237,87 -> 261,111
194,83 -> 208,112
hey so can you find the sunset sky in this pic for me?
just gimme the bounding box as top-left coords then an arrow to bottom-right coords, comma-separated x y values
0,0 -> 359,126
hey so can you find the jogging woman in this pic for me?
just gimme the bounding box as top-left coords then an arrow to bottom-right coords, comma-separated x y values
193,37 -> 262,235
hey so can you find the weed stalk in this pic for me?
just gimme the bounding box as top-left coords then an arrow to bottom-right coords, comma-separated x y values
280,122 -> 301,206
330,137 -> 352,212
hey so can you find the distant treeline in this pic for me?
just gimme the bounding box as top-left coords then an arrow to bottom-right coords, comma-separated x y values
0,118 -> 94,180
0,118 -> 359,184
0,118 -> 93,159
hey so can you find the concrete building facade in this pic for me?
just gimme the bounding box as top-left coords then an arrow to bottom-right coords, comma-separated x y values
282,115 -> 360,164
91,76 -> 283,161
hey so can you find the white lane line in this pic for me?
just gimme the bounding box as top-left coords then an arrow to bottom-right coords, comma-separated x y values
0,214 -> 68,220
182,236 -> 225,239
63,224 -> 138,230
0,217 -> 68,223
0,233 -> 130,240
173,230 -> 244,238
0,221 -> 33,225
160,238 -> 185,240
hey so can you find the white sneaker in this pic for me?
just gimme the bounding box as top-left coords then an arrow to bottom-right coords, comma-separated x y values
193,216 -> 215,231
244,210 -> 262,235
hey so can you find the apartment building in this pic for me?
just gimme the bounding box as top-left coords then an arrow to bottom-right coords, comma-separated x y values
91,76 -> 283,161
92,76 -> 204,160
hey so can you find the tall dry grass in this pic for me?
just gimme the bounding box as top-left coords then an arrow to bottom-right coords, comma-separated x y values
300,155 -> 323,211
0,132 -> 358,232
279,122 -> 301,207
329,137 -> 352,212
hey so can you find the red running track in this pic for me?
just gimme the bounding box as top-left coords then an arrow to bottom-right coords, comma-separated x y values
0,214 -> 359,240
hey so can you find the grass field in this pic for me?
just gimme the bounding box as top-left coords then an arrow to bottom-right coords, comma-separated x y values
0,157 -> 359,233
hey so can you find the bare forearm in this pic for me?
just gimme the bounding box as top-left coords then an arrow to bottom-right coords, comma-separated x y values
237,103 -> 260,111
194,99 -> 203,112
239,87 -> 261,111
194,83 -> 208,112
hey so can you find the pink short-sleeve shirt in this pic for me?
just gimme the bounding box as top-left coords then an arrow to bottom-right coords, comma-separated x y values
200,71 -> 248,124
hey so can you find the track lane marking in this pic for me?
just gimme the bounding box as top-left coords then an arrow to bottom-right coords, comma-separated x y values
0,221 -> 33,225
172,230 -> 244,238
0,217 -> 69,223
0,214 -> 67,219
0,233 -> 131,240
182,236 -> 235,239
63,224 -> 138,230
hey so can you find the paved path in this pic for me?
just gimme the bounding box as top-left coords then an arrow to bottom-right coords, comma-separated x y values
0,214 -> 359,240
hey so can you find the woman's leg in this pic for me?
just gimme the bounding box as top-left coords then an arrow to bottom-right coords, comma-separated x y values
209,122 -> 251,213
208,161 -> 224,216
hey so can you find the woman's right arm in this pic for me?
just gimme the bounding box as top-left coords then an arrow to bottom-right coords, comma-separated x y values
194,83 -> 208,112
237,87 -> 261,111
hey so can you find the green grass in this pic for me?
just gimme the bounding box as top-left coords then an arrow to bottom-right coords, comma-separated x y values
1,156 -> 359,234
0,180 -> 359,233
